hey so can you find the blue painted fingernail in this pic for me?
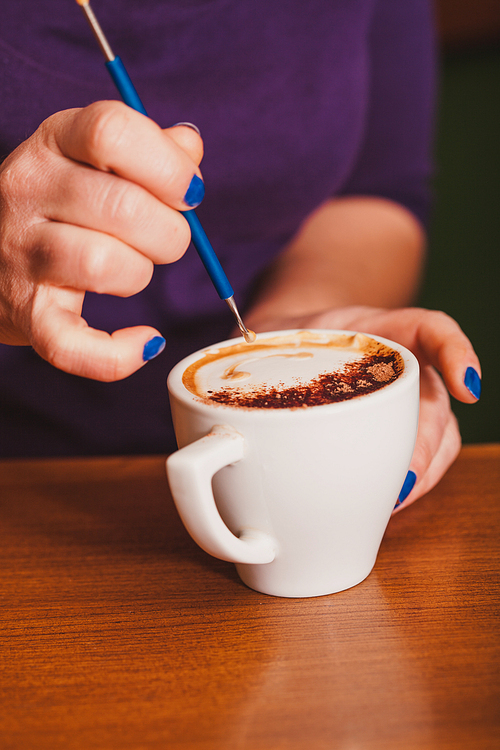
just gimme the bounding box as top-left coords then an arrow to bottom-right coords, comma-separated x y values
395,470 -> 417,508
143,336 -> 166,362
464,366 -> 481,400
184,174 -> 205,208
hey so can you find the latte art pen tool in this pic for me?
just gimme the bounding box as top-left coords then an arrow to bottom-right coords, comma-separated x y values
75,0 -> 255,344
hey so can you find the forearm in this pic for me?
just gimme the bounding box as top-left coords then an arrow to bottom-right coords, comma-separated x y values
245,196 -> 426,329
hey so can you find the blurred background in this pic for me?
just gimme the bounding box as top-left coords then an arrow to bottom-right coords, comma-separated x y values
419,1 -> 500,443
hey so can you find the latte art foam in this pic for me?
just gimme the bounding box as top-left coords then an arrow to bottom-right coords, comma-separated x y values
182,331 -> 404,409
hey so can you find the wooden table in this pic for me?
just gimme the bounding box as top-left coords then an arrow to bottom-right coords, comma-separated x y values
0,444 -> 499,750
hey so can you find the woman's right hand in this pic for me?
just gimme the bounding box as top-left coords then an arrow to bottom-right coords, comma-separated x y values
0,100 -> 204,380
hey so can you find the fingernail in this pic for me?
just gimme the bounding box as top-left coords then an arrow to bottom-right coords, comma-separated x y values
395,470 -> 417,508
172,121 -> 201,136
184,174 -> 205,208
464,366 -> 481,400
143,336 -> 166,362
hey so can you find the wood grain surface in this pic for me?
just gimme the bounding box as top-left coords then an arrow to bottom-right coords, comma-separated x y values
0,445 -> 499,750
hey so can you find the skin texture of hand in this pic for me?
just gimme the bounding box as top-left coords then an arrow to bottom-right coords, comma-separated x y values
245,305 -> 481,512
0,101 -> 204,381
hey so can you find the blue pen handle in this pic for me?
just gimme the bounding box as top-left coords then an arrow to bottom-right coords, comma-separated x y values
182,210 -> 234,299
106,57 -> 148,115
105,57 -> 234,300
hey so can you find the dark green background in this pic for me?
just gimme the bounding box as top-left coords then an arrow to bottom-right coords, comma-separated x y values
417,44 -> 500,443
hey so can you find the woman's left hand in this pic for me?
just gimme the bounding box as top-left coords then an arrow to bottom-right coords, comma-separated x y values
246,305 -> 481,512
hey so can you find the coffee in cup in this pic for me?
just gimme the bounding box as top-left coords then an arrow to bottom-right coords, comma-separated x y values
166,330 -> 419,598
181,330 -> 404,409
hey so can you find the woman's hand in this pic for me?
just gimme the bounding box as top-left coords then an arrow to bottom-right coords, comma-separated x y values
0,101 -> 204,380
245,305 -> 481,511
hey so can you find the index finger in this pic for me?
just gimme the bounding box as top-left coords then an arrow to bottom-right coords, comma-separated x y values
45,101 -> 205,211
375,308 -> 482,404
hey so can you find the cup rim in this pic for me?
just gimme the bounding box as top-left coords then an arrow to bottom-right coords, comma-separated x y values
167,329 -> 419,416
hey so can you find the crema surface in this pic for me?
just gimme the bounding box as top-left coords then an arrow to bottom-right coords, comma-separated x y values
182,332 -> 404,409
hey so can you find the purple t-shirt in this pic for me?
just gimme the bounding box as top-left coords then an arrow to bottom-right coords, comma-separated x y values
0,0 -> 435,456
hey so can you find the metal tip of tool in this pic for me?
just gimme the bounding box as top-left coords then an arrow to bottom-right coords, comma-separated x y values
78,0 -> 115,62
225,297 -> 256,344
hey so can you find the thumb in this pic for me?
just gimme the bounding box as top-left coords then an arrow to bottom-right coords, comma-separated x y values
32,290 -> 165,381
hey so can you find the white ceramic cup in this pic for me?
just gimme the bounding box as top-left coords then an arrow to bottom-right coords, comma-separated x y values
166,330 -> 419,598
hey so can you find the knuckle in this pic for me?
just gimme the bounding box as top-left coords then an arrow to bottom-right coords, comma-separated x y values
426,308 -> 462,334
432,309 -> 454,323
94,177 -> 153,242
403,306 -> 433,329
0,154 -> 34,214
78,244 -> 110,287
38,107 -> 78,136
0,162 -> 19,209
84,101 -> 132,166
430,309 -> 456,331
102,179 -> 141,225
0,141 -> 58,229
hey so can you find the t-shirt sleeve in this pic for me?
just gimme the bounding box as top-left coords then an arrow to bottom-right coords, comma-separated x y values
339,0 -> 437,228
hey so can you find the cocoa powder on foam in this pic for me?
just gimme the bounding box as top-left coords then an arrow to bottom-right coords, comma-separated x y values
182,332 -> 404,410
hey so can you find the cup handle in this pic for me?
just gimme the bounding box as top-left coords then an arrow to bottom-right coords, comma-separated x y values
166,424 -> 277,564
